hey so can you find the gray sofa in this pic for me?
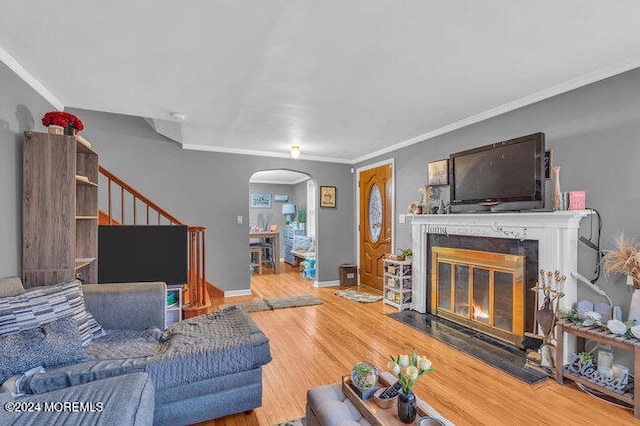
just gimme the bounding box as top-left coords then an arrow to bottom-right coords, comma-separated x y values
0,277 -> 272,426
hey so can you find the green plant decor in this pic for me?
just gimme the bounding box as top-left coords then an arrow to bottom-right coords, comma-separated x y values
400,248 -> 412,258
298,206 -> 306,223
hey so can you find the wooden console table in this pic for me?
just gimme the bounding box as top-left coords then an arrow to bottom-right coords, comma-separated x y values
555,318 -> 640,418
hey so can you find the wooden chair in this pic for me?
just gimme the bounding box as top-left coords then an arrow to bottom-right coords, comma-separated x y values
249,246 -> 262,274
250,225 -> 277,270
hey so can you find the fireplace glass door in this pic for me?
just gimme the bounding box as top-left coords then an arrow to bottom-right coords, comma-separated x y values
431,247 -> 525,346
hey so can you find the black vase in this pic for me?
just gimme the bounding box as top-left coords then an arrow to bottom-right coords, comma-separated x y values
397,390 -> 417,423
64,125 -> 76,136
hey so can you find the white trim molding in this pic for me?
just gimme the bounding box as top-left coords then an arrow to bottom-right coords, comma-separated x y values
0,45 -> 64,110
182,143 -> 352,164
224,289 -> 252,298
314,280 -> 340,288
352,55 -> 640,165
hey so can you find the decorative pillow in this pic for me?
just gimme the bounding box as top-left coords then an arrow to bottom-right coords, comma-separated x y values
0,276 -> 25,297
293,236 -> 315,253
0,316 -> 87,383
0,280 -> 103,346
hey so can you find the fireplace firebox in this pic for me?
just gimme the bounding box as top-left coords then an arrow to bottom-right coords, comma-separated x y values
431,247 -> 525,347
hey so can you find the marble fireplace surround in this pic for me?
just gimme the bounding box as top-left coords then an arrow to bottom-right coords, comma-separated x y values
409,210 -> 592,360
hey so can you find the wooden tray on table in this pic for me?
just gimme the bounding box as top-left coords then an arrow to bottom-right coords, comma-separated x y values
342,373 -> 430,425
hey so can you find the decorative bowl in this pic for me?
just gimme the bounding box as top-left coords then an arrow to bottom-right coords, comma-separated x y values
373,388 -> 397,408
350,361 -> 378,391
417,416 -> 446,426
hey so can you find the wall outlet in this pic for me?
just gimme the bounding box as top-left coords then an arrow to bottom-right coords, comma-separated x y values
399,214 -> 406,224
237,215 -> 243,224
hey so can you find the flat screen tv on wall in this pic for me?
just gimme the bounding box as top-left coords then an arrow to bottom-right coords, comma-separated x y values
449,132 -> 545,211
98,225 -> 188,285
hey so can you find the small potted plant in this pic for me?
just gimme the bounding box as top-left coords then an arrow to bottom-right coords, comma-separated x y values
41,112 -> 84,135
297,206 -> 306,231
399,248 -> 412,261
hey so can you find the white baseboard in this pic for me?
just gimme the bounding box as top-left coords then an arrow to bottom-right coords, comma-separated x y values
314,280 -> 340,288
224,289 -> 252,297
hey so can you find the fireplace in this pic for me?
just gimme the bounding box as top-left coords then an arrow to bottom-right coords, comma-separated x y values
431,247 -> 525,346
409,211 -> 593,362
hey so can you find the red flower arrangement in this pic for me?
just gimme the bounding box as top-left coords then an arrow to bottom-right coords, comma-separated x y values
41,112 -> 84,131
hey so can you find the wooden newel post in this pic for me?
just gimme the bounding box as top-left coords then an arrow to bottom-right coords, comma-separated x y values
183,226 -> 210,319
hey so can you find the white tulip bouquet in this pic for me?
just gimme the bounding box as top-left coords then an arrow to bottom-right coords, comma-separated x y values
388,348 -> 435,394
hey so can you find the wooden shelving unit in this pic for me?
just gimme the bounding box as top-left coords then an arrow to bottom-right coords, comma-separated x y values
383,258 -> 412,310
556,318 -> 640,418
23,131 -> 99,288
166,284 -> 183,328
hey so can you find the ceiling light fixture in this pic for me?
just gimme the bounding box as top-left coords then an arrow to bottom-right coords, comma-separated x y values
290,145 -> 300,159
170,111 -> 186,121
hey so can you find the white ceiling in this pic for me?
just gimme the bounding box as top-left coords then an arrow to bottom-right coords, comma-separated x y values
3,1 -> 640,163
250,170 -> 310,185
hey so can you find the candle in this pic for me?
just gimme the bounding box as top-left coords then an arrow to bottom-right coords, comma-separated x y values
612,364 -> 629,385
598,350 -> 614,378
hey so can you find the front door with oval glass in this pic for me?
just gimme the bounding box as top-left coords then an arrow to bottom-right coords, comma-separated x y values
359,164 -> 392,291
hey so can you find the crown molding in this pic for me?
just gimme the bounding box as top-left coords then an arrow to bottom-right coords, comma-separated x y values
351,55 -> 640,165
181,143 -> 352,164
250,176 -> 310,185
0,45 -> 64,111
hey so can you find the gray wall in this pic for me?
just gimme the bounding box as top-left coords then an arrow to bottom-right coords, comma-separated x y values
355,66 -> 640,317
0,62 -> 56,278
66,108 -> 354,291
248,182 -> 306,231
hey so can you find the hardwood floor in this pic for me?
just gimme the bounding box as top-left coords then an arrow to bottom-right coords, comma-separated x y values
197,263 -> 637,426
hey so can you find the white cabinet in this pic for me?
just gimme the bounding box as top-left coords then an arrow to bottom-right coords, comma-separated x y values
166,284 -> 183,328
383,258 -> 412,310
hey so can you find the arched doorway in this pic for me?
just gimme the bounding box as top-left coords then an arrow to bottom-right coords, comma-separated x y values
248,170 -> 317,284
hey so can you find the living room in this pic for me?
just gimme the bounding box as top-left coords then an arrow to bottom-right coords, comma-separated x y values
3,2 -> 640,425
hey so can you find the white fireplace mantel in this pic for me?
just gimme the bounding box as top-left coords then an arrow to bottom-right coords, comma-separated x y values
409,210 -> 593,314
409,210 -> 593,360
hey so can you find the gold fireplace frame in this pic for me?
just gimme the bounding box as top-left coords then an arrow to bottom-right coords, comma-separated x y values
431,247 -> 525,347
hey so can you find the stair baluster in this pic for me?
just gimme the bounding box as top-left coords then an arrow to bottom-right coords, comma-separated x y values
98,166 -> 216,315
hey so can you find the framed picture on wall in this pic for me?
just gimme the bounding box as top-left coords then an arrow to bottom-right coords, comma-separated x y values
544,149 -> 553,180
320,186 -> 337,208
274,194 -> 289,202
427,159 -> 449,186
251,193 -> 272,208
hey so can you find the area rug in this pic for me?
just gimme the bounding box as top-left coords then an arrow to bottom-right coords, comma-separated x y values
220,295 -> 322,312
334,289 -> 383,303
388,310 -> 549,385
274,418 -> 305,426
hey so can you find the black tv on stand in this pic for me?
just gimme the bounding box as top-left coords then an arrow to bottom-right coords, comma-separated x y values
98,225 -> 188,285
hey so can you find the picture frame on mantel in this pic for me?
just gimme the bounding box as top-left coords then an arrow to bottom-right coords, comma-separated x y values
251,193 -> 272,208
544,149 -> 553,180
427,159 -> 449,186
320,186 -> 337,208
